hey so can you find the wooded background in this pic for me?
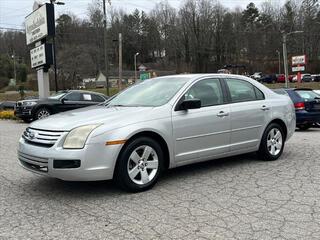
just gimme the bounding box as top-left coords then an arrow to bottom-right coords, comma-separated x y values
0,0 -> 320,90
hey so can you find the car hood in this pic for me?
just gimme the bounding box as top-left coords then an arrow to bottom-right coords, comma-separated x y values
30,105 -> 160,131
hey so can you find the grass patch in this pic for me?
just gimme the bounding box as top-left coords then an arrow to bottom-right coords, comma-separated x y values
264,82 -> 320,89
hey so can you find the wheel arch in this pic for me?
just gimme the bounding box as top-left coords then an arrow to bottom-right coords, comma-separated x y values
267,118 -> 288,141
32,104 -> 53,116
118,130 -> 171,170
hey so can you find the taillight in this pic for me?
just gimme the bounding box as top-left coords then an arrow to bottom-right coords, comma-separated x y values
294,102 -> 305,110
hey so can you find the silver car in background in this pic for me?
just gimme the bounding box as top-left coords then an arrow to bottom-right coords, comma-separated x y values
18,74 -> 296,192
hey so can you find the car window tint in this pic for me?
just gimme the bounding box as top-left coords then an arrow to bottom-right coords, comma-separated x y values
65,92 -> 81,101
296,90 -> 319,99
91,94 -> 105,102
226,79 -> 256,102
254,87 -> 265,100
185,79 -> 223,107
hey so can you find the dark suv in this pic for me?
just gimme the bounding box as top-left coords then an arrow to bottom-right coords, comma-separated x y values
273,88 -> 320,130
15,90 -> 108,122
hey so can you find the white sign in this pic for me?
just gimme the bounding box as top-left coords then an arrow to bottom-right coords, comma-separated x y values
25,4 -> 50,45
292,55 -> 306,66
30,44 -> 47,68
292,66 -> 305,72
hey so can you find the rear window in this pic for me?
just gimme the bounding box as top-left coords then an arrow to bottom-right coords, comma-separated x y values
273,89 -> 288,96
295,90 -> 319,100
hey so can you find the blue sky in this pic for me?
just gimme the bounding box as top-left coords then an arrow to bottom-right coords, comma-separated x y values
0,0 -> 284,30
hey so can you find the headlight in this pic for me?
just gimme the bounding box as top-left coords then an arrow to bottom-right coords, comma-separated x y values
23,101 -> 37,106
63,124 -> 101,149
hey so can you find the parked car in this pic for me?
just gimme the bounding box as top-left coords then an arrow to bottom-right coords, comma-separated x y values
251,72 -> 263,80
18,74 -> 295,192
274,88 -> 320,130
15,90 -> 108,122
0,101 -> 16,110
260,74 -> 277,84
312,75 -> 320,82
292,74 -> 312,82
277,74 -> 285,83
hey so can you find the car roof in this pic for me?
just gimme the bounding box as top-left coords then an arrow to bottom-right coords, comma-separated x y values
66,90 -> 108,98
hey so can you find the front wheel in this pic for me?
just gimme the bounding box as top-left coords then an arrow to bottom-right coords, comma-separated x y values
258,123 -> 285,161
35,107 -> 51,120
114,137 -> 164,192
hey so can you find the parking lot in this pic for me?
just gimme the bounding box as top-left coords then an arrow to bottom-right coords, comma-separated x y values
1,120 -> 320,240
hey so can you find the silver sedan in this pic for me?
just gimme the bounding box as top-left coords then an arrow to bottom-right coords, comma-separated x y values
18,74 -> 296,192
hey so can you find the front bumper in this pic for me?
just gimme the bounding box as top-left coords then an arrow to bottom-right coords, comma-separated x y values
15,106 -> 33,118
296,111 -> 320,125
18,137 -> 122,181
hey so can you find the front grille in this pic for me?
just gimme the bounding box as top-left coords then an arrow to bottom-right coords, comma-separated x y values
22,127 -> 65,147
18,151 -> 49,173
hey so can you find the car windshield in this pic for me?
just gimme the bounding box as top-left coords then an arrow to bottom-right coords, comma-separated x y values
48,91 -> 67,100
108,77 -> 191,107
296,90 -> 320,99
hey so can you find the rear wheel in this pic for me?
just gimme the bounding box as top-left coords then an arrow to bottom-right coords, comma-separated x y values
258,123 -> 285,161
115,137 -> 164,192
35,107 -> 51,120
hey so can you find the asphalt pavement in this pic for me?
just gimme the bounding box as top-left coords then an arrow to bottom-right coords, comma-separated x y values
1,120 -> 320,240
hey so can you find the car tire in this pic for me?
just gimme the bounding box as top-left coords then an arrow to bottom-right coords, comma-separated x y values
35,107 -> 51,120
297,124 -> 311,131
258,123 -> 285,161
21,117 -> 32,123
114,137 -> 164,192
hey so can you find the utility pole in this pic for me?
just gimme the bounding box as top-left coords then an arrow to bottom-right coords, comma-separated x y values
276,50 -> 281,75
12,53 -> 17,82
283,34 -> 289,88
118,33 -> 122,90
50,0 -> 65,92
134,52 -> 139,81
103,0 -> 110,96
282,31 -> 303,88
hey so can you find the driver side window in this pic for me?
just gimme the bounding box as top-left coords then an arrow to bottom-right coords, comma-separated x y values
185,79 -> 223,107
64,92 -> 81,101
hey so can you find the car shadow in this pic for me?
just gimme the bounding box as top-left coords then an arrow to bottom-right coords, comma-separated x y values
28,152 -> 264,196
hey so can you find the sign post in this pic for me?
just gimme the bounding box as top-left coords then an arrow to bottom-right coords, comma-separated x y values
292,55 -> 306,86
25,3 -> 55,98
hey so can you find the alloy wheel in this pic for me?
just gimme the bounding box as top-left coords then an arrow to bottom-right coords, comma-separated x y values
37,109 -> 50,119
267,128 -> 283,156
127,145 -> 159,185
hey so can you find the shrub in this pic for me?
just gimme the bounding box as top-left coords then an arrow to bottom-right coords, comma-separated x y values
0,110 -> 17,120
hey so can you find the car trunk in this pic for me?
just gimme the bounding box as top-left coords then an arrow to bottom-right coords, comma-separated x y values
304,99 -> 320,112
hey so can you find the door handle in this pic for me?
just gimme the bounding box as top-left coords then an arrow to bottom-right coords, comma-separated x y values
261,105 -> 270,111
217,111 -> 229,117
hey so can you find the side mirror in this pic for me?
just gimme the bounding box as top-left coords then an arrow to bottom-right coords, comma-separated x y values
180,99 -> 201,110
61,98 -> 66,104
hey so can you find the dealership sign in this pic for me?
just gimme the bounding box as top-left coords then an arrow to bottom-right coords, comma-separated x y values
30,43 -> 53,69
292,66 -> 305,72
25,3 -> 55,45
292,55 -> 306,66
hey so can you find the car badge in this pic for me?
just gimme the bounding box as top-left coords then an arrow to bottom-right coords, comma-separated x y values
29,132 -> 35,139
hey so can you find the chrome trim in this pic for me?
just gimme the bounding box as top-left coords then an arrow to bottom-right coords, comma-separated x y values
23,127 -> 65,146
176,130 -> 231,141
231,125 -> 262,132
